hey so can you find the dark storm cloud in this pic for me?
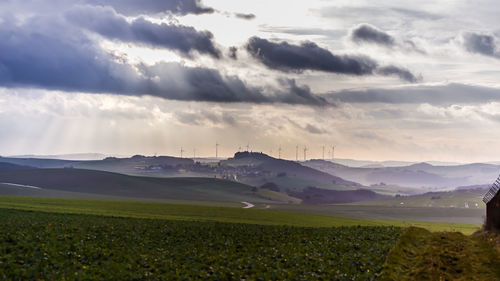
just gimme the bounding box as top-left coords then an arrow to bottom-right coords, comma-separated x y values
84,0 -> 214,15
350,24 -> 395,47
228,46 -> 238,59
350,24 -> 425,54
376,66 -> 420,83
0,19 -> 329,106
328,83 -> 500,105
246,37 -> 377,75
0,0 -> 214,17
462,32 -> 499,58
67,6 -> 220,58
278,79 -> 329,106
245,37 -> 419,82
234,13 -> 255,20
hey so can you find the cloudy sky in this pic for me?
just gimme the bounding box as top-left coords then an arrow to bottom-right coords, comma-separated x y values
1,0 -> 500,162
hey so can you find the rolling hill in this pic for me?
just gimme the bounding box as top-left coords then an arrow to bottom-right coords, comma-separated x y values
0,155 -> 192,175
0,168 -> 273,203
221,152 -> 362,191
0,162 -> 32,171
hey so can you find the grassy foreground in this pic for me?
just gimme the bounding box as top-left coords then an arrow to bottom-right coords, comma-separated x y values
0,209 -> 401,280
0,196 -> 480,233
380,227 -> 500,280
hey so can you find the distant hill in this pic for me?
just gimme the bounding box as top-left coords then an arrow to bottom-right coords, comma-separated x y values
304,159 -> 500,189
318,158 -> 464,168
8,153 -> 107,161
221,152 -> 362,191
0,162 -> 33,171
0,155 -> 193,175
0,168 -> 270,203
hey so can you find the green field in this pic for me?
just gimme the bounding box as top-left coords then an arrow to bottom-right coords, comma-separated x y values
0,209 -> 402,280
0,196 -> 495,280
0,196 -> 481,234
357,188 -> 486,209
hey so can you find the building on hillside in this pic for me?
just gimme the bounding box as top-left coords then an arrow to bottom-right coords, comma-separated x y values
483,175 -> 500,230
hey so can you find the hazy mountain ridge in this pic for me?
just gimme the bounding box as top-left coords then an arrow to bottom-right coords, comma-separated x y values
304,159 -> 500,189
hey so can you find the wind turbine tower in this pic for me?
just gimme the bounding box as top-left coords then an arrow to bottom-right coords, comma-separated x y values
332,145 -> 335,160
322,145 -> 325,160
303,146 -> 308,161
278,146 -> 282,159
216,142 -> 220,159
180,147 -> 185,158
295,145 -> 298,161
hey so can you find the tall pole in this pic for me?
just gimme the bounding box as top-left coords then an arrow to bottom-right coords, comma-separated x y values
216,142 -> 219,159
193,148 -> 196,159
332,145 -> 335,160
180,147 -> 184,158
296,145 -> 298,161
246,143 -> 250,152
322,145 -> 325,160
303,146 -> 307,161
278,146 -> 282,159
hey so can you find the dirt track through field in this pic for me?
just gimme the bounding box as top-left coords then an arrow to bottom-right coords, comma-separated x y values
241,201 -> 254,208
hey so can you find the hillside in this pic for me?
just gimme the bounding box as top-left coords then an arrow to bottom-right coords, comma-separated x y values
0,162 -> 32,171
221,152 -> 362,191
304,159 -> 500,189
0,168 -> 272,203
288,186 -> 389,204
380,227 -> 500,280
0,155 -> 192,175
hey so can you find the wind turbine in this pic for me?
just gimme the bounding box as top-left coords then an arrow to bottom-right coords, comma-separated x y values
332,145 -> 335,160
303,146 -> 308,161
278,146 -> 282,159
180,147 -> 185,158
295,145 -> 298,161
216,142 -> 220,159
322,145 -> 325,160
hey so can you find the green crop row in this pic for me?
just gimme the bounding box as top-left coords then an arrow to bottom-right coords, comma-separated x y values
0,209 -> 401,280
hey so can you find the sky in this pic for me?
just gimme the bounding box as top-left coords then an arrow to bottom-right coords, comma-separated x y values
1,0 -> 500,162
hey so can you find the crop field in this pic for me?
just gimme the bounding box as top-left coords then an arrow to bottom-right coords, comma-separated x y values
0,209 -> 402,280
0,196 -> 481,234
